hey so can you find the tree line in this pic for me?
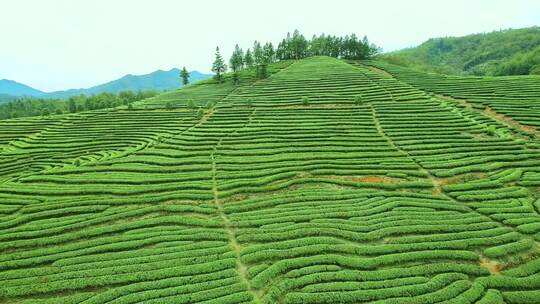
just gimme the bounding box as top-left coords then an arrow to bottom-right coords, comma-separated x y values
211,30 -> 380,83
0,90 -> 158,120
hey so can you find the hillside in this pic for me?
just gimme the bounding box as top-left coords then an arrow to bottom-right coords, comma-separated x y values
0,56 -> 540,303
379,26 -> 540,76
0,69 -> 212,100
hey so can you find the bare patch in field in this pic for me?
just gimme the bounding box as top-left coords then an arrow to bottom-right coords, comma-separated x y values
480,258 -> 503,274
366,66 -> 394,78
279,104 -> 362,109
437,173 -> 489,187
328,175 -> 402,184
484,107 -> 538,134
199,109 -> 214,124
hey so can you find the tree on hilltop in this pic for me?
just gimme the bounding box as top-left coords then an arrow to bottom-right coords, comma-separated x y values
244,49 -> 254,68
211,46 -> 227,83
253,41 -> 268,79
229,44 -> 244,71
180,67 -> 190,86
263,42 -> 276,63
229,44 -> 245,84
291,29 -> 308,59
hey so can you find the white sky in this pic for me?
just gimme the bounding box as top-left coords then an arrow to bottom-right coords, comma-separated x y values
1,0 -> 539,92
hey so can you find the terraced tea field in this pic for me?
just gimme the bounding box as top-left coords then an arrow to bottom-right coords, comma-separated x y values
1,56 -> 540,303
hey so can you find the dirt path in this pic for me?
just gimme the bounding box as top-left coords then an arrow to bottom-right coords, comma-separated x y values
210,109 -> 263,303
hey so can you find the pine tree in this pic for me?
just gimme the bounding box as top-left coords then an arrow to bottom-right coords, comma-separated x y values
263,42 -> 275,64
253,41 -> 263,65
244,49 -> 254,68
211,46 -> 227,83
253,41 -> 266,78
291,29 -> 308,59
180,67 -> 190,86
229,44 -> 244,85
229,44 -> 244,71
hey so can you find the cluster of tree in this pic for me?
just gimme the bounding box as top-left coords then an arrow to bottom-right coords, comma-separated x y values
379,26 -> 540,76
0,90 -> 158,120
212,30 -> 380,84
227,40 -> 277,82
276,30 -> 379,60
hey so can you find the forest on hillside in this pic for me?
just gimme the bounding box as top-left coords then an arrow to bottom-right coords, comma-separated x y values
379,27 -> 540,76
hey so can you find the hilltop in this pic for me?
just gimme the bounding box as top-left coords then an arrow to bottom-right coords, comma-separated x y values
0,56 -> 539,303
379,26 -> 540,76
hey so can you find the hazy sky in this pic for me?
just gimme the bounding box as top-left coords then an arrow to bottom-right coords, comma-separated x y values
1,0 -> 539,92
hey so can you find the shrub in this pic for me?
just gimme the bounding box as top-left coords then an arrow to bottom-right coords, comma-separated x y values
486,125 -> 496,136
197,108 -> 205,119
354,94 -> 363,105
302,96 -> 309,106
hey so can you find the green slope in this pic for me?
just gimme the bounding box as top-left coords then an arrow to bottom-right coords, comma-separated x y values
0,57 -> 540,303
379,26 -> 540,76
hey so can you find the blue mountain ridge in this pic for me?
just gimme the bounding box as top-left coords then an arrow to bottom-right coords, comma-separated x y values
0,68 -> 212,100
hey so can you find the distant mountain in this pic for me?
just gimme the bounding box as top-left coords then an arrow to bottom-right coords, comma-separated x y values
45,69 -> 212,99
0,79 -> 45,98
0,69 -> 212,100
379,26 -> 540,76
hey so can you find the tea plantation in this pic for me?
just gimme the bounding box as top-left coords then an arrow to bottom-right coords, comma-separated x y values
1,56 -> 540,303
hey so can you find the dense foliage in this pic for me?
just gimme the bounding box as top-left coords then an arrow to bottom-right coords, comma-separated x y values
0,90 -> 158,119
495,45 -> 540,75
276,30 -> 380,60
379,26 -> 540,76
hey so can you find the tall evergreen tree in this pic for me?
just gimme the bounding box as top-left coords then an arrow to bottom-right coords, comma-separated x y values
253,41 -> 267,78
263,42 -> 276,63
180,67 -> 190,86
276,40 -> 286,60
211,46 -> 227,83
229,44 -> 244,85
229,44 -> 244,72
291,29 -> 308,59
244,49 -> 254,68
253,41 -> 263,65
